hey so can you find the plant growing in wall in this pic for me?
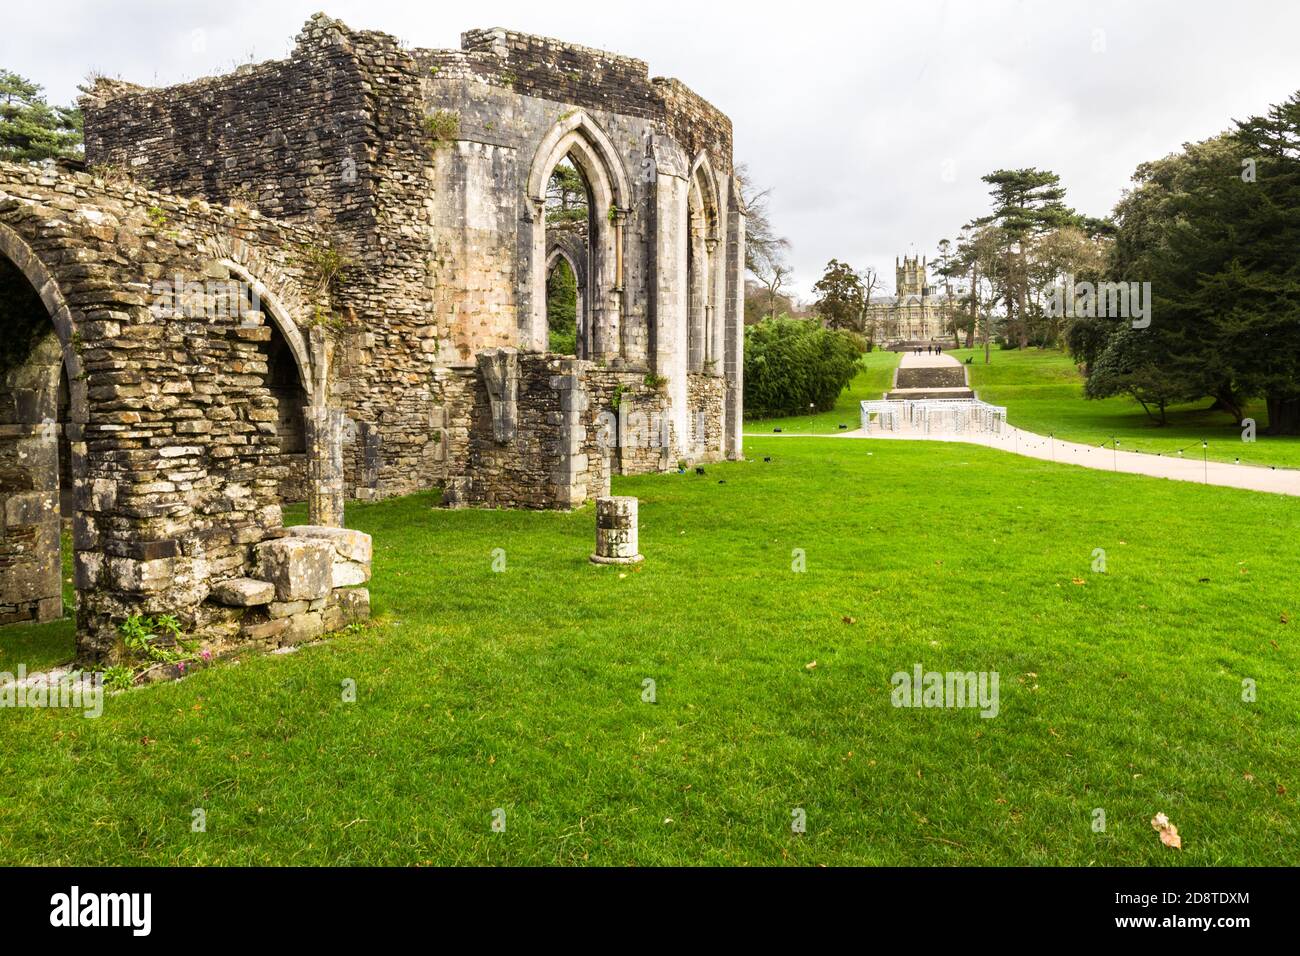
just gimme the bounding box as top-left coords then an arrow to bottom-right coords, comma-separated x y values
644,373 -> 668,393
424,109 -> 460,147
227,184 -> 257,212
297,240 -> 354,299
87,162 -> 133,187
112,613 -> 204,686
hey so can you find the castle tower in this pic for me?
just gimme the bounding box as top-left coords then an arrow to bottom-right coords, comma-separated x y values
896,255 -> 927,298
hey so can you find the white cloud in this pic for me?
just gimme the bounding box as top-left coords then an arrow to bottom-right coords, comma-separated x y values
4,0 -> 1297,297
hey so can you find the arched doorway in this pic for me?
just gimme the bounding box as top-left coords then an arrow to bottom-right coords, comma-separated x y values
202,258 -> 317,509
265,324 -> 309,502
0,249 -> 74,628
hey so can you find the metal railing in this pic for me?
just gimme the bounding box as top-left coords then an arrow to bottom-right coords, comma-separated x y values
861,398 -> 1007,435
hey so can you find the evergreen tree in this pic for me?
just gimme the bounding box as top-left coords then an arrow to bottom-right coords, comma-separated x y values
0,70 -> 82,162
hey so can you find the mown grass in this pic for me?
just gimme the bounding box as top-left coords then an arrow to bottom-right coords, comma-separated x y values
748,349 -> 900,434
0,532 -> 77,675
952,347 -> 1300,469
1,439 -> 1295,865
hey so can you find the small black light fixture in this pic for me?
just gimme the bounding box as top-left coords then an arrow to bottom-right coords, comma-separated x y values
773,428 -> 782,433
763,456 -> 771,463
718,479 -> 726,485
695,466 -> 705,476
838,424 -> 848,430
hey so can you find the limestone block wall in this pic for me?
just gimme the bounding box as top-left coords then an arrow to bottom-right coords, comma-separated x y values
79,14 -> 746,511
85,15 -> 443,504
0,161 -> 366,661
687,373 -> 727,462
441,352 -> 605,510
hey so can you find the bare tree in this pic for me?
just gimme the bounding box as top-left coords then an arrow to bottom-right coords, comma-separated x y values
736,162 -> 792,319
857,266 -> 881,343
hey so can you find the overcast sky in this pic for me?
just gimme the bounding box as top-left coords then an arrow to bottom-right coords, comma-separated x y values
5,0 -> 1298,298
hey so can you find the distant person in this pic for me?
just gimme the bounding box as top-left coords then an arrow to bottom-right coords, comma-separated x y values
935,345 -> 941,356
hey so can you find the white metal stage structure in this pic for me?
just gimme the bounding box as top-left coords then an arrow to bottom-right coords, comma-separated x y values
860,398 -> 1008,435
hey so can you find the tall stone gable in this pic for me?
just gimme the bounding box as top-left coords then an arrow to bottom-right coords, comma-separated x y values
83,14 -> 747,507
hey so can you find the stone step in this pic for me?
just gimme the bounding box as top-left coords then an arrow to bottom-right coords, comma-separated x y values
886,389 -> 975,400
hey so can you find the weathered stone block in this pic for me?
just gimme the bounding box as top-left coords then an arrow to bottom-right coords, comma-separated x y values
242,617 -> 289,642
291,526 -> 372,563
282,611 -> 324,646
331,560 -> 370,588
268,600 -> 310,619
210,577 -> 276,607
254,537 -> 333,601
5,492 -> 55,527
338,587 -> 370,619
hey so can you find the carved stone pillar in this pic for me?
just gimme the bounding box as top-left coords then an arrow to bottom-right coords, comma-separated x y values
305,406 -> 345,527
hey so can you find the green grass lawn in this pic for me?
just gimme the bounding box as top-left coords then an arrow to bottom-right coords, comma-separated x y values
952,347 -> 1300,469
1,439 -> 1295,865
0,531 -> 77,675
748,349 -> 900,434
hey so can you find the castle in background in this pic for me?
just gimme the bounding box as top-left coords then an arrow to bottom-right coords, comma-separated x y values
866,255 -> 952,344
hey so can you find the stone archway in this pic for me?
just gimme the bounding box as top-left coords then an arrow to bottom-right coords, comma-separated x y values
205,254 -> 342,525
0,224 -> 87,629
525,111 -> 631,360
546,228 -> 588,356
686,152 -> 723,375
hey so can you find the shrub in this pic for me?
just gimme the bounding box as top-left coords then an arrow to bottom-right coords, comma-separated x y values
424,109 -> 460,145
743,317 -> 865,418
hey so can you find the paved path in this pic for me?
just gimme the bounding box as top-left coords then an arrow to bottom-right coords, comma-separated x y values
825,423 -> 1300,496
750,349 -> 1300,496
896,349 -> 963,370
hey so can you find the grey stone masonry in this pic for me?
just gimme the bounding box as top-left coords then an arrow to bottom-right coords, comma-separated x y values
2,11 -> 743,665
590,495 -> 643,564
83,13 -> 745,507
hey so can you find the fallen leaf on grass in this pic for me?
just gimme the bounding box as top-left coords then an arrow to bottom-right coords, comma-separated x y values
1071,578 -> 1086,586
805,661 -> 817,670
842,616 -> 856,625
1151,812 -> 1182,850
1281,612 -> 1290,624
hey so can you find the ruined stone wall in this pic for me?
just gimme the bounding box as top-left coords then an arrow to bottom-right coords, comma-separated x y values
687,372 -> 727,462
85,15 -> 444,503
583,370 -> 673,476
439,352 -> 605,510
80,14 -> 745,512
0,162 -> 370,661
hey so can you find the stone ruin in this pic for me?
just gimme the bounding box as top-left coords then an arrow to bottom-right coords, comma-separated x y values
0,14 -> 745,663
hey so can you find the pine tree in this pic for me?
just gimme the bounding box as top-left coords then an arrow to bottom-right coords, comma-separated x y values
0,70 -> 82,162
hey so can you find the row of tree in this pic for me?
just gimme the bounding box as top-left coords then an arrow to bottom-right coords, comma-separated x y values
929,169 -> 1112,358
1078,92 -> 1300,433
871,90 -> 1300,434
